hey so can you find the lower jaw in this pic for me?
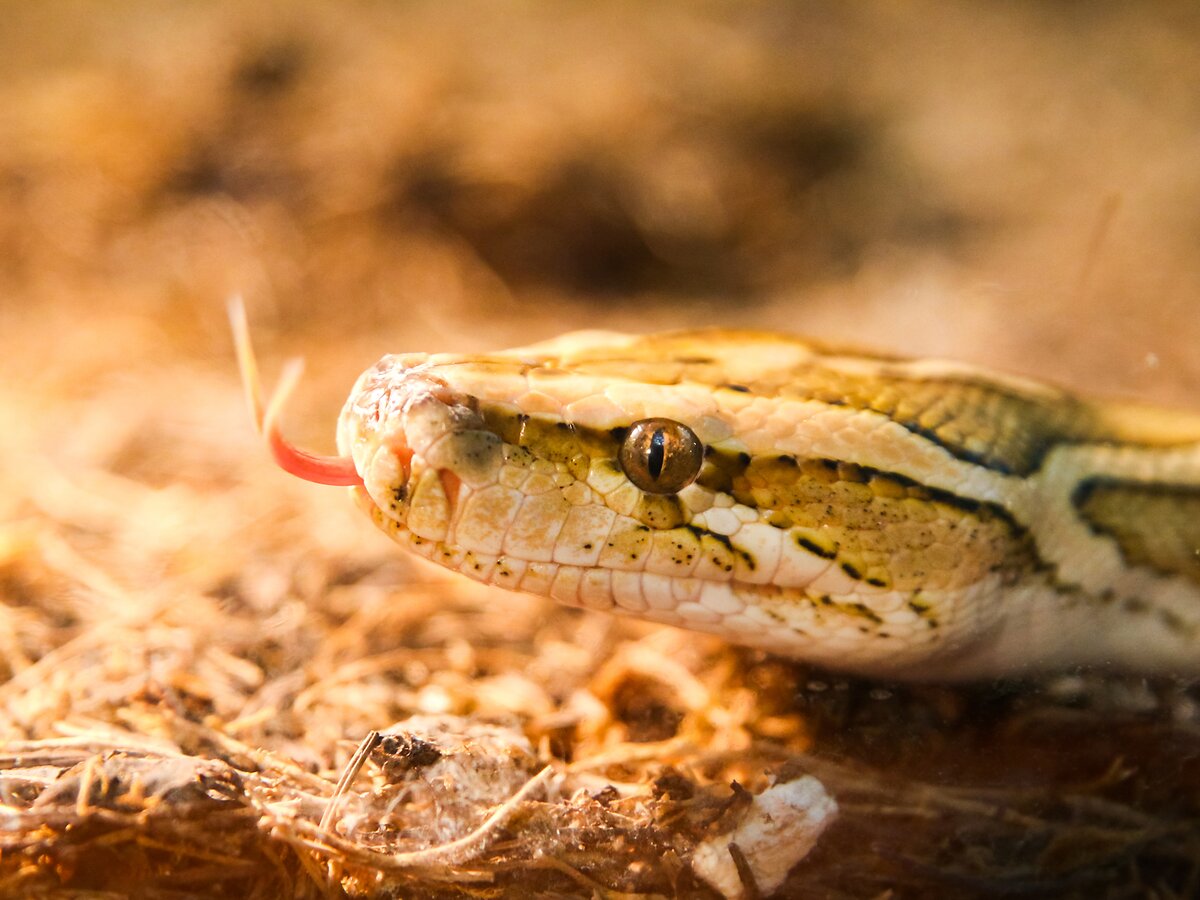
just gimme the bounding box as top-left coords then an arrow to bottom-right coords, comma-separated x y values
352,487 -> 408,539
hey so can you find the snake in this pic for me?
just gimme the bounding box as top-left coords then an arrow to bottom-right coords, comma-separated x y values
231,304 -> 1200,680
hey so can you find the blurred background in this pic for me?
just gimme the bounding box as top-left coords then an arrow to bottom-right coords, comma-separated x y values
1,3 -> 1200,896
3,2 -> 1199,393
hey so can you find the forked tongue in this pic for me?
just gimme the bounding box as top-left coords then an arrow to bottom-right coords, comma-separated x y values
228,298 -> 364,487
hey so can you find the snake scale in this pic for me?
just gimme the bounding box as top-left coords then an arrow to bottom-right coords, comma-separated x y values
233,309 -> 1200,680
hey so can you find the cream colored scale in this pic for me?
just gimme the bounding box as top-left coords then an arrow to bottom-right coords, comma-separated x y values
232,309 -> 1200,680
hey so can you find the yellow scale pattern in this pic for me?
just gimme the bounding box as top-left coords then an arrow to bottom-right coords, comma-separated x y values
1074,480 -> 1200,586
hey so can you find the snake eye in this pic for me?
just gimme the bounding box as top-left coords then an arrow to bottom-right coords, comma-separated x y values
619,418 -> 704,494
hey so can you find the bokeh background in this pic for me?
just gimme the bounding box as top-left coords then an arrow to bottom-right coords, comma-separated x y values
2,3 -> 1199,897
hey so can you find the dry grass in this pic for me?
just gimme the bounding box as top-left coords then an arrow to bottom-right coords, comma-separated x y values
1,3 -> 1199,897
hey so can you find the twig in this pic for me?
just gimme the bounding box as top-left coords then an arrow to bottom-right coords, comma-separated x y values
318,730 -> 380,833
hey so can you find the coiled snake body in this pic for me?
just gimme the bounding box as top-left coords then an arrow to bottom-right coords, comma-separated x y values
234,317 -> 1200,679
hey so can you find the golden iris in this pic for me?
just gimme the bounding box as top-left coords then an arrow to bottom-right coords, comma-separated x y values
619,418 -> 704,494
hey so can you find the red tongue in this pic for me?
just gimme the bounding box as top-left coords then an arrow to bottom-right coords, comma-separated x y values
262,359 -> 364,486
229,298 -> 365,488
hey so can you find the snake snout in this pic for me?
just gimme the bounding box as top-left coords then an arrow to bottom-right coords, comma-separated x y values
342,361 -> 498,530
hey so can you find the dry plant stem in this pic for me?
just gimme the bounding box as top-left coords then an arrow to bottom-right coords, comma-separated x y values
291,846 -> 343,900
1,731 -> 184,764
318,730 -> 380,833
273,764 -> 554,872
73,754 -> 98,818
227,296 -> 362,487
227,295 -> 266,428
155,710 -> 335,794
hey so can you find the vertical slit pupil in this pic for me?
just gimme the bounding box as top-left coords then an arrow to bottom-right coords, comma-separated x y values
648,428 -> 666,480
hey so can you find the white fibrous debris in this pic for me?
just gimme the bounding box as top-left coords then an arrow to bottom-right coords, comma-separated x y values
691,776 -> 838,899
344,715 -> 543,847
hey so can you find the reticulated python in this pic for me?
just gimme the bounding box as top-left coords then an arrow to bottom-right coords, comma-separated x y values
232,308 -> 1200,680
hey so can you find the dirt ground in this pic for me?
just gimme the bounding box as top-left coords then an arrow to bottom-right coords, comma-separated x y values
1,3 -> 1199,897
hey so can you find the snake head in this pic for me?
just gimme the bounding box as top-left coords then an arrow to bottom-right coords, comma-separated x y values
328,334 -> 840,662
237,314 -> 1104,677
